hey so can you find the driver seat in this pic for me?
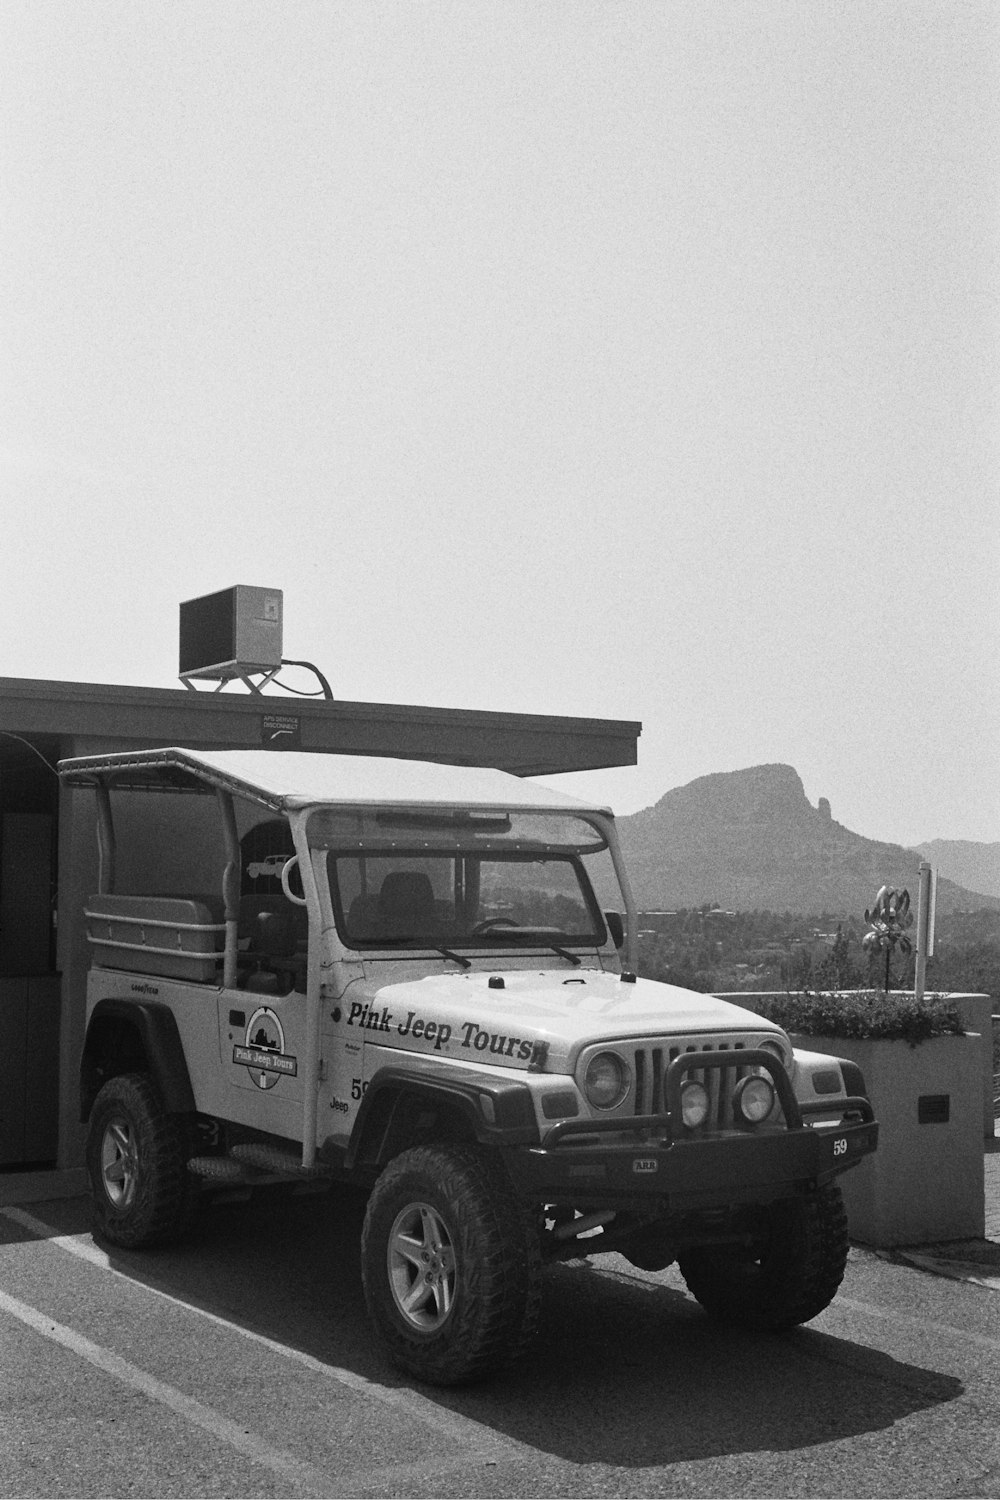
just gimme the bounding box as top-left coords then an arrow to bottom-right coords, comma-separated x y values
377,871 -> 436,938
242,908 -> 303,993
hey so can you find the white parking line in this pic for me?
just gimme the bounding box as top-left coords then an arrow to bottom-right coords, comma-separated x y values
1,1206 -> 519,1454
833,1292 -> 1000,1353
0,1285 -> 340,1499
889,1250 -> 1000,1295
3,1207 -> 114,1270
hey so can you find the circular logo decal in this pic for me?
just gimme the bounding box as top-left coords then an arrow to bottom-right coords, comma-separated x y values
244,1007 -> 286,1090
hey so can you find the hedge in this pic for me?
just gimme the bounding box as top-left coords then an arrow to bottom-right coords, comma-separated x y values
738,990 -> 965,1045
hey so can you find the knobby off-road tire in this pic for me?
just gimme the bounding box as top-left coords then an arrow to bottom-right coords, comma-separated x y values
86,1073 -> 196,1250
678,1181 -> 849,1331
360,1144 -> 542,1386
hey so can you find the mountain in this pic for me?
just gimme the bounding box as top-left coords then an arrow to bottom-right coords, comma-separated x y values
912,840 -> 1000,901
615,764 -> 1000,914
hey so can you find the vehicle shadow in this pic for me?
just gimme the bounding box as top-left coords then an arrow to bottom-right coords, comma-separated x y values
15,1187 -> 964,1471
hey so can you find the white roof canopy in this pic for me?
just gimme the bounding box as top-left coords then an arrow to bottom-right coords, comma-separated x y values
58,747 -> 613,818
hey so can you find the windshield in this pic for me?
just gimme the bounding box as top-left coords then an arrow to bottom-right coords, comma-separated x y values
328,850 -> 606,952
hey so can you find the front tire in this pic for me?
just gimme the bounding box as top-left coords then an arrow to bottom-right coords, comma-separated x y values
361,1144 -> 541,1386
678,1182 -> 849,1330
86,1073 -> 195,1249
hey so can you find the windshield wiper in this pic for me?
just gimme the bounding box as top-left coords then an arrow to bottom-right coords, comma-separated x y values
378,937 -> 472,969
436,946 -> 473,969
441,941 -> 576,968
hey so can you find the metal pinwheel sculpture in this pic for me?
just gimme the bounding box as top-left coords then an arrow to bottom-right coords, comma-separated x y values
862,886 -> 913,993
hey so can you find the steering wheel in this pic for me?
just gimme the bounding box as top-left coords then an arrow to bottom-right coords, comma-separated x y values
469,917 -> 519,936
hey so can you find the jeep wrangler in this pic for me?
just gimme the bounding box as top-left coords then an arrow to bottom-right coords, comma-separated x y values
60,747 -> 877,1386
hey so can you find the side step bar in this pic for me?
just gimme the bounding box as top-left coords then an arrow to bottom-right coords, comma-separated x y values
188,1143 -> 334,1185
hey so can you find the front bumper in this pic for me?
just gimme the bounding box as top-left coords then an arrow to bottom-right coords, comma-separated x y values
508,1048 -> 878,1209
509,1113 -> 877,1208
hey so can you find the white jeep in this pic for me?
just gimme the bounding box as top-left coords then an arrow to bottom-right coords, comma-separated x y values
61,747 -> 877,1386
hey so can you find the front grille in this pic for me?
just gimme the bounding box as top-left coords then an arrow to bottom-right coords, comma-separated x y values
632,1039 -> 756,1128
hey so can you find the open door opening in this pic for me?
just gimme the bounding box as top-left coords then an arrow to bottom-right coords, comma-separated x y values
0,733 -> 60,1169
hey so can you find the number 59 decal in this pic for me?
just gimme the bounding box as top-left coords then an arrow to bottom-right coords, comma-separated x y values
832,1137 -> 848,1157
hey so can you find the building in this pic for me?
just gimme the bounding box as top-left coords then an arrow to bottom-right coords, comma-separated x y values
0,673 -> 640,1198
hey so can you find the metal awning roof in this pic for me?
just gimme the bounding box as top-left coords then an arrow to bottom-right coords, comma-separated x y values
6,675 -> 640,777
58,747 -> 612,817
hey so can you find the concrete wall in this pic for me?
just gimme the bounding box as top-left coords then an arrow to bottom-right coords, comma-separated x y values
723,990 -> 995,1141
792,1032 -> 985,1246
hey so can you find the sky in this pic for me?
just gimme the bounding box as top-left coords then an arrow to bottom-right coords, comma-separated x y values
2,1 -> 998,847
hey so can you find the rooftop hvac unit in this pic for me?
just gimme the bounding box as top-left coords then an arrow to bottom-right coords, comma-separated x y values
179,586 -> 283,684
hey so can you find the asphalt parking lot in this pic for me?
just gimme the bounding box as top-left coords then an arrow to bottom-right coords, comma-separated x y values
2,1184 -> 1000,1499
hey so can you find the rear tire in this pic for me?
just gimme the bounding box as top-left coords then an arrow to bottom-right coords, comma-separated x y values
86,1073 -> 195,1249
361,1144 -> 541,1386
678,1182 -> 849,1330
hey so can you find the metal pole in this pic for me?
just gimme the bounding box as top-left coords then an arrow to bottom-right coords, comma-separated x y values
216,789 -> 241,989
290,810 -> 321,1171
592,813 -> 638,973
95,781 -> 115,895
914,861 -> 932,1001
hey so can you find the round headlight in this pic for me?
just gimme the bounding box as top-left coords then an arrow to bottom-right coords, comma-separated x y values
733,1074 -> 776,1126
680,1079 -> 710,1128
584,1051 -> 630,1110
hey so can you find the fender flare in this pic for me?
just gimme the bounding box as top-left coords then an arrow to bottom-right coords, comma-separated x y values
346,1059 -> 539,1171
836,1059 -> 870,1102
80,998 -> 196,1120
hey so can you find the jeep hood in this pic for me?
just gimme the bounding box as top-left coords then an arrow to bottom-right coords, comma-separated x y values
346,969 -> 785,1073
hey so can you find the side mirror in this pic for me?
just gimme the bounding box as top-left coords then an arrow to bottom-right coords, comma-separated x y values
604,910 -> 625,950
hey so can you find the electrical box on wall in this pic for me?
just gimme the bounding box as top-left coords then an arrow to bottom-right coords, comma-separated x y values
179,586 -> 283,682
